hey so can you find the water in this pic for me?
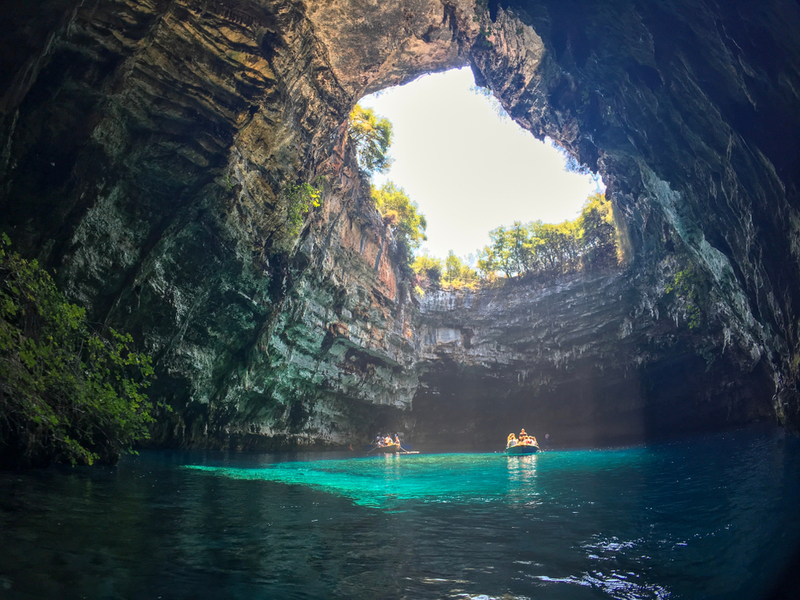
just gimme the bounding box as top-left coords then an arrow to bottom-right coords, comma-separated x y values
2,427 -> 800,600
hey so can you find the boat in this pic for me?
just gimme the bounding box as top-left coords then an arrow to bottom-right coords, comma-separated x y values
368,443 -> 401,454
505,441 -> 540,455
504,431 -> 540,455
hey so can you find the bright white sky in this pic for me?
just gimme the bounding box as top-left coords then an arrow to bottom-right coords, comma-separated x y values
359,67 -> 604,261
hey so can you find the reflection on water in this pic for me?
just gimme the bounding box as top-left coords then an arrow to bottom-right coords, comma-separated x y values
1,427 -> 799,599
505,454 -> 540,507
506,454 -> 539,481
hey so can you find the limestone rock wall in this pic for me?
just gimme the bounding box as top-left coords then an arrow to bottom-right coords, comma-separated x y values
0,0 -> 462,449
468,0 -> 800,425
1,0 -> 799,450
412,266 -> 774,450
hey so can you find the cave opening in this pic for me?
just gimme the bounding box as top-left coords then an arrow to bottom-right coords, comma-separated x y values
356,66 -> 605,270
352,68 -> 643,452
351,55 -> 768,455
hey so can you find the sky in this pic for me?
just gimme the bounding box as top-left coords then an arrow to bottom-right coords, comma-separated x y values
358,67 -> 604,261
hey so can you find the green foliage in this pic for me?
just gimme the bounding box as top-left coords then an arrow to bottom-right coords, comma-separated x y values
443,251 -> 479,288
413,251 -> 479,290
412,251 -> 443,288
481,220 -> 576,278
665,265 -> 704,329
579,192 -> 618,270
285,182 -> 322,236
445,251 -> 463,283
476,27 -> 494,49
477,193 -> 619,281
0,234 -> 157,467
411,193 -> 620,291
348,104 -> 393,176
371,182 -> 427,266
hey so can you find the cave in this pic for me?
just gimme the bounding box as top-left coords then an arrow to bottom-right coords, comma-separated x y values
1,0 -> 799,454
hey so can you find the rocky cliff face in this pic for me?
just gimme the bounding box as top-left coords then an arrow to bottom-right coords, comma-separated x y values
0,0 -> 438,449
1,0 -> 798,450
412,266 -> 774,449
468,0 -> 800,428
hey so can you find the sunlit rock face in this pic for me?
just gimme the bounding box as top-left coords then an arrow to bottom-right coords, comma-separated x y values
0,0 -> 798,450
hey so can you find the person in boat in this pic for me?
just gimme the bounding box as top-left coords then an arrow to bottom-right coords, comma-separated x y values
507,433 -> 518,448
394,434 -> 401,445
384,435 -> 393,446
519,428 -> 529,443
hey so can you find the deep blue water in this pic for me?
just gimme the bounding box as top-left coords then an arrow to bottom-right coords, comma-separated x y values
1,427 -> 800,600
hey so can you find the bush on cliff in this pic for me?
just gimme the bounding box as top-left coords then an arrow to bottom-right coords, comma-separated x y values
348,106 -> 430,272
443,251 -> 479,289
0,234 -> 156,468
348,104 -> 393,176
284,181 -> 322,236
412,252 -> 443,288
371,182 -> 427,268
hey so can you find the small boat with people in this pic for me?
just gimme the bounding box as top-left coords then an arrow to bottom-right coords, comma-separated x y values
370,442 -> 401,454
505,428 -> 540,455
368,433 -> 418,454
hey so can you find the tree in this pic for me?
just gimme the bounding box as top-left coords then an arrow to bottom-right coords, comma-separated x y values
0,234 -> 157,468
371,182 -> 427,264
284,182 -> 322,236
529,221 -> 578,275
412,252 -> 443,288
508,221 -> 533,275
476,192 -> 618,283
348,104 -> 393,175
579,192 -> 617,270
488,225 -> 515,278
477,246 -> 498,281
558,219 -> 582,270
444,251 -> 462,284
440,251 -> 478,288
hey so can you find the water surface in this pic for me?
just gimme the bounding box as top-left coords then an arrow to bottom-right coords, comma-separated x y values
2,427 -> 799,599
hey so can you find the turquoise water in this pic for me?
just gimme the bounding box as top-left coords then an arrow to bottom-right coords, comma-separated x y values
1,427 -> 800,599
188,452 -> 550,509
